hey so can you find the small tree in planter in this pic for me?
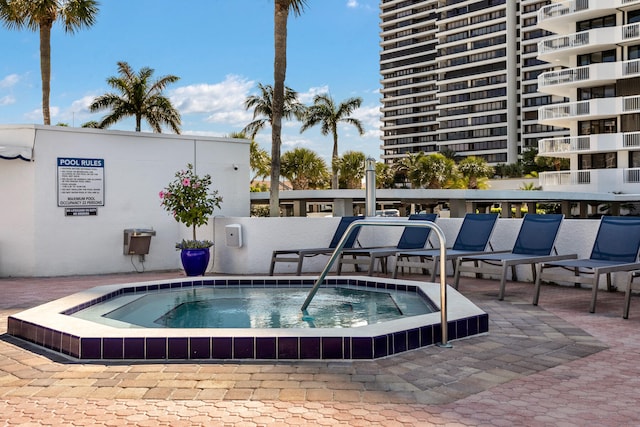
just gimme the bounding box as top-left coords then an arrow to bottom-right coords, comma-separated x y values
159,164 -> 222,275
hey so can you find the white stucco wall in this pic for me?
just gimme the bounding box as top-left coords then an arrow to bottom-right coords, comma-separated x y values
0,125 -> 249,277
212,217 -> 618,288
0,126 -> 629,292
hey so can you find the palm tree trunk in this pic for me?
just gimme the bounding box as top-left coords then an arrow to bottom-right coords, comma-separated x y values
39,23 -> 52,125
331,129 -> 339,189
271,1 -> 289,217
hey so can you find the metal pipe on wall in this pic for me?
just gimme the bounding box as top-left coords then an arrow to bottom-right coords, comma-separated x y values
365,157 -> 376,217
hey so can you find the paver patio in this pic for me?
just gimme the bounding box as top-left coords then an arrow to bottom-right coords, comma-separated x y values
1,271 -> 639,426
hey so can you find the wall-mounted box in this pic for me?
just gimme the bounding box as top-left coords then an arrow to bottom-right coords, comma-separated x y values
123,228 -> 156,255
225,224 -> 242,248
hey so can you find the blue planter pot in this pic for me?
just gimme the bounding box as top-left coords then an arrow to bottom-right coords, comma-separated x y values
180,248 -> 210,276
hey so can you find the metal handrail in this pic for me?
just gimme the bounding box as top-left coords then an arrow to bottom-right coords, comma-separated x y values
301,219 -> 451,348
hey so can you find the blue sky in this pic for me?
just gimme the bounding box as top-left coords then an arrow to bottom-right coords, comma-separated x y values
0,0 -> 383,162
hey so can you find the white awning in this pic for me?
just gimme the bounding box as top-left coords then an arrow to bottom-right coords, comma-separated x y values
0,142 -> 33,161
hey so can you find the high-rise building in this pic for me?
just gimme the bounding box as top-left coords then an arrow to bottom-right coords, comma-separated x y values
536,1 -> 640,193
380,0 -> 440,163
379,0 -> 568,166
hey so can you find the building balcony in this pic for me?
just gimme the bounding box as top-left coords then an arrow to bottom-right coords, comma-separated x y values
537,0 -> 640,35
538,24 -> 640,66
537,60 -> 640,98
538,132 -> 640,157
539,168 -> 640,193
538,96 -> 640,128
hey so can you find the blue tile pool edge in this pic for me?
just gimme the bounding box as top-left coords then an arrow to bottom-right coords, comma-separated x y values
7,276 -> 488,361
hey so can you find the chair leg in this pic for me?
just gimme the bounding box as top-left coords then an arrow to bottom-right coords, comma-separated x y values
498,263 -> 509,301
380,256 -> 388,275
453,259 -> 463,290
429,256 -> 439,283
269,256 -> 276,276
421,256 -> 429,276
606,273 -> 615,292
296,256 -> 304,276
533,263 -> 543,305
392,256 -> 400,279
624,272 -> 635,319
336,255 -> 344,275
589,272 -> 601,313
367,257 -> 376,276
530,264 -> 536,283
473,260 -> 481,279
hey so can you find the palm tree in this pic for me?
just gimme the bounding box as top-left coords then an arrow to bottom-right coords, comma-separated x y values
280,147 -> 329,190
0,0 -> 99,125
89,61 -> 181,133
300,93 -> 365,189
439,147 -> 459,161
229,131 -> 272,187
81,120 -> 101,128
336,150 -> 366,189
457,156 -> 494,189
410,153 -> 457,189
520,182 -> 542,191
393,152 -> 423,188
242,83 -> 305,139
375,161 -> 396,189
271,0 -> 308,216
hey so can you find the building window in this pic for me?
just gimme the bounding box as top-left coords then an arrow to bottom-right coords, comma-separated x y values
578,85 -> 616,100
629,10 -> 640,25
630,151 -> 640,168
577,15 -> 616,32
578,119 -> 617,135
621,113 -> 640,132
578,49 -> 616,65
579,153 -> 617,170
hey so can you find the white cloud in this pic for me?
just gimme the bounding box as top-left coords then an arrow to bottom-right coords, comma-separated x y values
24,106 -> 60,122
48,106 -> 60,120
170,74 -> 255,126
346,0 -> 377,11
297,85 -> 329,104
0,74 -> 20,89
0,95 -> 16,106
282,136 -> 311,149
69,95 -> 98,114
352,104 -> 381,129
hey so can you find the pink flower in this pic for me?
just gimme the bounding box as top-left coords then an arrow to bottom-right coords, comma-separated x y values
182,178 -> 190,186
159,191 -> 165,199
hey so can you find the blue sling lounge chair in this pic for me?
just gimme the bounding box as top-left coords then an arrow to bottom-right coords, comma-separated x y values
269,216 -> 362,275
534,216 -> 640,314
336,213 -> 438,275
453,213 -> 569,300
393,213 -> 499,282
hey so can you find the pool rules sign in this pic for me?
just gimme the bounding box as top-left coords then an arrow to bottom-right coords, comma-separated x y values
57,157 -> 105,215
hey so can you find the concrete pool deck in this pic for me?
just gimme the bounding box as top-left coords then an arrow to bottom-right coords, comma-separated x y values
1,271 -> 639,426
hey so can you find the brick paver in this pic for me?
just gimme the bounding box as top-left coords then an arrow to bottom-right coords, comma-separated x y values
1,271 -> 639,426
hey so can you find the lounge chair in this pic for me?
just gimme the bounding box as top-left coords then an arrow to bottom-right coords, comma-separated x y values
269,216 -> 362,275
336,213 -> 438,275
392,213 -> 499,282
624,270 -> 640,319
453,213 -> 569,300
534,216 -> 640,315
